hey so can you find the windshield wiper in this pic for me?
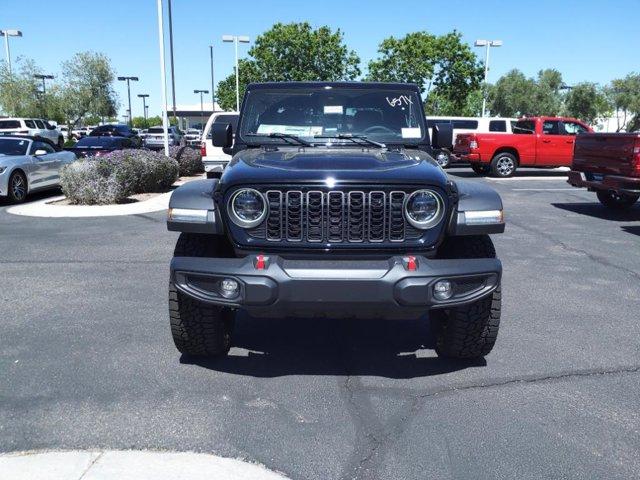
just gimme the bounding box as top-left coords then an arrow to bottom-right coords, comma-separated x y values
314,134 -> 386,149
246,132 -> 313,147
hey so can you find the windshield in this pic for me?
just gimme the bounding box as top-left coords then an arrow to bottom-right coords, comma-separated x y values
0,138 -> 29,156
239,87 -> 425,145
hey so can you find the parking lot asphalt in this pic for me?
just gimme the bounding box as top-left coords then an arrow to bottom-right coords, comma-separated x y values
1,169 -> 640,480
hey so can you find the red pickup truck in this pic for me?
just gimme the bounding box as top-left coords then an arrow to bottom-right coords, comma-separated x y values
568,133 -> 640,209
454,116 -> 593,177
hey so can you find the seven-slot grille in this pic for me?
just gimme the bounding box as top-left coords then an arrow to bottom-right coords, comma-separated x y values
253,189 -> 422,244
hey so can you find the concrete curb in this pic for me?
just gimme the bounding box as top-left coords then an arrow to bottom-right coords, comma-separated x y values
0,450 -> 290,480
6,192 -> 171,218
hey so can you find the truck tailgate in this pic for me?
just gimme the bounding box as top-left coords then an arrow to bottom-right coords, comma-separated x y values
573,133 -> 640,176
453,133 -> 473,154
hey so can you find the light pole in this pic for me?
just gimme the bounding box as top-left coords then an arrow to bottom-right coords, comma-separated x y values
167,0 -> 177,119
194,89 -> 209,131
138,94 -> 149,122
156,0 -> 170,156
0,29 -> 22,75
33,74 -> 54,118
117,76 -> 139,126
474,39 -> 502,117
209,45 -> 215,110
222,35 -> 250,112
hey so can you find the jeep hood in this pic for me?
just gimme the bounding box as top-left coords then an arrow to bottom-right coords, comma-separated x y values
221,148 -> 448,187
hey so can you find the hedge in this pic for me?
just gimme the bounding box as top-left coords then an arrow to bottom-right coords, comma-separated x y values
61,149 -> 179,205
169,146 -> 204,176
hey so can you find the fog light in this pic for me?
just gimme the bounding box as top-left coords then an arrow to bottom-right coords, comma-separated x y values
219,278 -> 239,299
433,280 -> 453,301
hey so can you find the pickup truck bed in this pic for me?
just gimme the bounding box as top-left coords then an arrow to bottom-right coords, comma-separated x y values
568,133 -> 640,209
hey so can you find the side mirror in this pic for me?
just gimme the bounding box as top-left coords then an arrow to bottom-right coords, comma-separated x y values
431,122 -> 453,150
34,149 -> 48,156
211,123 -> 232,148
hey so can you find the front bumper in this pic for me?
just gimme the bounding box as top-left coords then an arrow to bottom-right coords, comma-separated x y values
171,255 -> 501,319
567,170 -> 640,195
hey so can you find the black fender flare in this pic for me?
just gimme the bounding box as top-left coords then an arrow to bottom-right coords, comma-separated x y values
167,179 -> 224,234
448,179 -> 505,236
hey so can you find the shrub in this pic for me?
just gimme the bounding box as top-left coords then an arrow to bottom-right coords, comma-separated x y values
169,146 -> 204,176
60,149 -> 179,205
60,158 -> 133,205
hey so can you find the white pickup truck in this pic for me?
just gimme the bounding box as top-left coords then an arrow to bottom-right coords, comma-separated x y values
201,112 -> 239,178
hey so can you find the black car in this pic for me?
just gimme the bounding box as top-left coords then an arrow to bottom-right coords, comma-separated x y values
166,82 -> 505,360
65,135 -> 136,158
89,124 -> 141,147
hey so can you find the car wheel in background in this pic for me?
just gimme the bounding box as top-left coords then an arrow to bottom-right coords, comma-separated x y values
596,190 -> 639,210
490,152 -> 517,178
470,164 -> 490,175
8,170 -> 28,203
435,151 -> 451,168
58,136 -> 64,148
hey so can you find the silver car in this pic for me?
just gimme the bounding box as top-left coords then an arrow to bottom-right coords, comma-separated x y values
144,126 -> 183,149
0,135 -> 76,203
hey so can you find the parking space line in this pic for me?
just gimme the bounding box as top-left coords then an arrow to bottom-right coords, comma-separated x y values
512,188 -> 577,191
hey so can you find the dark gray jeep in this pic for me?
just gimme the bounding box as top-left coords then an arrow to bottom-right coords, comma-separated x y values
167,82 -> 505,359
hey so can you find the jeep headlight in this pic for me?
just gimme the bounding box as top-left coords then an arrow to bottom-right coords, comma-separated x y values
404,189 -> 444,229
228,188 -> 267,228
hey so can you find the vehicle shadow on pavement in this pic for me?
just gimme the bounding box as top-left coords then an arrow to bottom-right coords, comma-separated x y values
446,170 -> 568,179
0,187 -> 62,207
180,314 -> 486,378
552,202 -> 640,221
621,225 -> 640,237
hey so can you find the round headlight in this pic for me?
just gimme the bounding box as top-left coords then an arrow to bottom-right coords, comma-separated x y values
228,188 -> 267,228
404,190 -> 444,229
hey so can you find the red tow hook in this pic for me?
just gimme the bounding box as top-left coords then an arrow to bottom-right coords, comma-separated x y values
403,255 -> 417,271
254,254 -> 266,270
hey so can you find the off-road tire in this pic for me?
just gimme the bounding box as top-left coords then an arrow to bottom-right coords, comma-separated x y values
433,235 -> 501,359
596,190 -> 639,210
169,233 -> 235,357
490,152 -> 518,178
470,163 -> 490,175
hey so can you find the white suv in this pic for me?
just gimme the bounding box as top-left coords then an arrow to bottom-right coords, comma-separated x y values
0,118 -> 64,147
201,112 -> 239,178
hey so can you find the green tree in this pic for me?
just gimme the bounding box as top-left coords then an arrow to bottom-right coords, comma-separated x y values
608,73 -> 640,131
533,69 -> 564,115
146,115 -> 163,127
366,31 -> 483,114
564,82 -> 611,124
216,22 -> 360,111
0,57 -> 42,117
131,116 -> 148,129
489,69 -> 536,116
60,52 -> 119,127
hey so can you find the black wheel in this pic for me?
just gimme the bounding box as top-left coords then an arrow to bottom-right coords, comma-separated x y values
470,163 -> 490,175
433,235 -> 502,359
58,136 -> 64,148
169,233 -> 236,357
490,152 -> 517,177
7,170 -> 28,203
435,151 -> 451,168
596,190 -> 639,210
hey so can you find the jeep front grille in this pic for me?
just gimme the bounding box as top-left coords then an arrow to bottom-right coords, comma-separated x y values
251,189 -> 423,244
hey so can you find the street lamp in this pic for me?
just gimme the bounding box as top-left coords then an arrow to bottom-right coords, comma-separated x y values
33,74 -> 54,118
0,29 -> 22,75
194,89 -> 209,131
222,34 -> 250,112
209,45 -> 215,110
117,76 -> 139,126
138,94 -> 149,121
155,0 -> 170,156
474,39 -> 502,117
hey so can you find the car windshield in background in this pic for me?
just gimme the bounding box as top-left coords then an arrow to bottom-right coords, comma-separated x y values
148,127 -> 165,134
239,87 -> 425,145
76,137 -> 121,147
0,138 -> 29,156
0,120 -> 22,129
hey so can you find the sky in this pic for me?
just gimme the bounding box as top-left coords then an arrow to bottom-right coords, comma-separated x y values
2,0 -> 639,119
